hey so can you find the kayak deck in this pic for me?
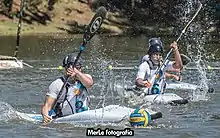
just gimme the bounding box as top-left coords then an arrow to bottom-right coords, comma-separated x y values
142,93 -> 189,105
115,84 -> 189,105
0,55 -> 23,69
16,105 -> 162,124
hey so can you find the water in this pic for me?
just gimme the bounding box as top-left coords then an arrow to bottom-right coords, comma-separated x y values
0,33 -> 219,138
179,0 -> 209,101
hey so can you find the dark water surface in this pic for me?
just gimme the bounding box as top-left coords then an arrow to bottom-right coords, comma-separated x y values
0,35 -> 219,138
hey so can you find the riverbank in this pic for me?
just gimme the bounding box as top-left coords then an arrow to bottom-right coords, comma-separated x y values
0,20 -> 65,36
0,0 -> 219,37
0,13 -> 176,37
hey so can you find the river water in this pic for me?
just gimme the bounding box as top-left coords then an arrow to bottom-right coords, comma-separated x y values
0,34 -> 219,138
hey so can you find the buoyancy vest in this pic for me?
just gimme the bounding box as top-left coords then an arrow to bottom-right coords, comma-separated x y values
140,55 -> 166,95
53,77 -> 90,118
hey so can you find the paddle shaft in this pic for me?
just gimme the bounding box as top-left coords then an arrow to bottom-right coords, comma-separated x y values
150,2 -> 203,83
14,0 -> 24,58
50,7 -> 107,114
52,39 -> 87,111
13,0 -> 34,68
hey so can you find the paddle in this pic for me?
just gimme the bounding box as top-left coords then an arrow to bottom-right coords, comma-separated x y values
49,6 -> 107,116
148,2 -> 203,87
13,0 -> 24,58
12,0 -> 33,68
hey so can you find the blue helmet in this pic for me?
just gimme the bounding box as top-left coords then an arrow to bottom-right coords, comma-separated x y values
129,108 -> 151,127
148,38 -> 163,55
62,55 -> 83,68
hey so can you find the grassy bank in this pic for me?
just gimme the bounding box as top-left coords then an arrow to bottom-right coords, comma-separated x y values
0,0 -> 95,36
0,20 -> 69,36
0,0 -> 218,37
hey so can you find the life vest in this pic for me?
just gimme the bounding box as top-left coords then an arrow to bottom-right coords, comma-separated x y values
140,55 -> 166,95
53,77 -> 90,118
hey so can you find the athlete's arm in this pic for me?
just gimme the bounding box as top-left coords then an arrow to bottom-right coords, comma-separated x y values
165,72 -> 181,81
41,79 -> 61,125
136,62 -> 151,87
76,72 -> 93,89
170,42 -> 183,69
41,96 -> 56,124
67,67 -> 93,89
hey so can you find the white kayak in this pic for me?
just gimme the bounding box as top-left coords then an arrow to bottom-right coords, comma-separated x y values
0,55 -> 23,69
166,81 -> 198,90
114,81 -> 200,93
125,91 -> 188,105
115,84 -> 188,105
16,105 -> 162,124
142,93 -> 188,105
166,81 -> 214,93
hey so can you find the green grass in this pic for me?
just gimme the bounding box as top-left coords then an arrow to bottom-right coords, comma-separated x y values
0,20 -> 67,36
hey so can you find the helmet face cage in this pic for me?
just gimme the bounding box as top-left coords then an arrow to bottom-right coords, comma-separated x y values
62,55 -> 82,68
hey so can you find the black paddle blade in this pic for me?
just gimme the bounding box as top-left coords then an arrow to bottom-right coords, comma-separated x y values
83,6 -> 107,42
151,112 -> 162,120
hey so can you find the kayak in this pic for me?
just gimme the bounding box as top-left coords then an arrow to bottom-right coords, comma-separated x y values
16,105 -> 162,124
126,91 -> 188,105
115,80 -> 214,94
166,81 -> 214,93
114,81 -> 201,93
124,81 -> 204,91
166,81 -> 199,91
142,93 -> 188,105
115,84 -> 188,105
0,55 -> 23,69
0,59 -> 23,69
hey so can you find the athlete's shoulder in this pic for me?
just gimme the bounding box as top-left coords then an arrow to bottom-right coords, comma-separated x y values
141,55 -> 150,63
142,55 -> 149,60
48,77 -> 64,96
138,61 -> 150,71
50,77 -> 64,87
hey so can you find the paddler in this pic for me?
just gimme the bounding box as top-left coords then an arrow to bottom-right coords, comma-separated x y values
41,55 -> 93,124
141,55 -> 182,82
136,38 -> 183,94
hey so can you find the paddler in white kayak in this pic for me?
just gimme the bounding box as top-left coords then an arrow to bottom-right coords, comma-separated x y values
141,55 -> 182,82
136,37 -> 183,95
41,55 -> 93,124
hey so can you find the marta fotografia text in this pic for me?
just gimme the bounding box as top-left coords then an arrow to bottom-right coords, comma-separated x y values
86,128 -> 134,137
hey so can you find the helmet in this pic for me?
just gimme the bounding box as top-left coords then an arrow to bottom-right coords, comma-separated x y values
148,38 -> 163,55
129,108 -> 151,127
62,55 -> 83,68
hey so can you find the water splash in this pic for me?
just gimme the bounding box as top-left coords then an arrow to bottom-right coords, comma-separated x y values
177,0 -> 214,101
0,101 -> 18,122
88,36 -> 118,124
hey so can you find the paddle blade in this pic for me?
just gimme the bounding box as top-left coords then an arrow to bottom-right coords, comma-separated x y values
83,6 -> 107,42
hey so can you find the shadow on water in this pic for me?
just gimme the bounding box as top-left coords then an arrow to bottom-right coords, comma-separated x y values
0,35 -> 219,61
